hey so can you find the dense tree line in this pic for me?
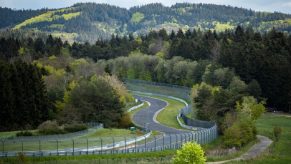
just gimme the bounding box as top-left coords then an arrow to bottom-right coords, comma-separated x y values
0,61 -> 51,131
0,26 -> 290,112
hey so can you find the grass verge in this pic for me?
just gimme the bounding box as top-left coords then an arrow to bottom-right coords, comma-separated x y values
0,150 -> 176,164
230,113 -> 291,163
152,96 -> 185,130
204,137 -> 258,162
1,129 -> 143,152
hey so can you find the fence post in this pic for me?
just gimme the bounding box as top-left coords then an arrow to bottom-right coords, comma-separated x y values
200,131 -> 202,144
144,136 -> 147,151
124,137 -> 127,153
175,134 -> 178,149
86,138 -> 89,154
21,141 -> 23,152
134,137 -> 137,153
2,140 -> 4,154
154,136 -> 156,151
39,140 -> 41,153
162,135 -> 164,150
56,140 -> 59,155
112,137 -> 115,154
100,138 -> 103,155
72,139 -> 75,156
180,134 -> 182,147
169,135 -> 172,149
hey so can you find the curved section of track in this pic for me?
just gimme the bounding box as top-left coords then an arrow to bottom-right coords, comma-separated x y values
133,95 -> 188,134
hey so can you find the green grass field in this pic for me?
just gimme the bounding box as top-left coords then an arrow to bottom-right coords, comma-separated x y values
152,96 -> 185,129
231,113 -> 291,164
1,128 -> 143,152
204,137 -> 258,162
0,150 -> 176,164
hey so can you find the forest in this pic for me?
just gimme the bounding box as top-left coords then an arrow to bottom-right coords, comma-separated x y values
0,25 -> 290,149
1,3 -> 291,42
1,26 -> 290,113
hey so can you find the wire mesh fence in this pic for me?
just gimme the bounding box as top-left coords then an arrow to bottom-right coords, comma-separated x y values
125,79 -> 191,102
0,129 -> 217,157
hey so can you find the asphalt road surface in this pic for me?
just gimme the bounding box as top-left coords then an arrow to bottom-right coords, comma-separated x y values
133,95 -> 188,134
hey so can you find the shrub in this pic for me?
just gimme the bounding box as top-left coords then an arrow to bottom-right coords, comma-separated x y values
38,120 -> 64,135
16,131 -> 33,137
273,126 -> 282,142
17,152 -> 27,163
64,123 -> 87,133
223,119 -> 256,148
118,113 -> 134,128
172,142 -> 206,164
223,123 -> 242,148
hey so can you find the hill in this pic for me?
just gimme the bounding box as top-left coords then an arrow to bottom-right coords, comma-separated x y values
1,3 -> 291,42
0,7 -> 48,29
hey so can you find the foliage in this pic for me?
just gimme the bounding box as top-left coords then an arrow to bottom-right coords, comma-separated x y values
222,96 -> 265,147
131,12 -> 144,23
0,27 -> 290,114
16,152 -> 28,164
172,142 -> 206,164
223,118 -> 256,148
118,113 -> 133,128
37,120 -> 64,135
64,123 -> 87,133
101,75 -> 134,105
63,76 -> 124,127
6,3 -> 291,43
236,96 -> 265,120
0,60 -> 51,131
16,131 -> 33,137
0,7 -> 48,29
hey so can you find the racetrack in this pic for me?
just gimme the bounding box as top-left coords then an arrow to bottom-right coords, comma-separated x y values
0,93 -> 217,157
133,95 -> 188,134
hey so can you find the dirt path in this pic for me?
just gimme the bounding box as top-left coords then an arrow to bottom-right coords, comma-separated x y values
207,135 -> 273,164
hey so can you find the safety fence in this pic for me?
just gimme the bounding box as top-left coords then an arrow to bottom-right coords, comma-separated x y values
127,79 -> 218,141
125,79 -> 191,102
0,80 -> 218,157
0,130 -> 216,157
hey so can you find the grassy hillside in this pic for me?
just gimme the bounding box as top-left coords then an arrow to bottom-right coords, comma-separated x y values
4,3 -> 291,43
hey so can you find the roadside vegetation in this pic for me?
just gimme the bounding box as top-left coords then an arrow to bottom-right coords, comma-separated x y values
231,113 -> 291,164
0,113 -> 290,163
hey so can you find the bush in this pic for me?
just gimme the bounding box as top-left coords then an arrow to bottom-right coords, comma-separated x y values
38,120 -> 64,135
64,123 -> 87,133
118,113 -> 134,128
223,119 -> 256,148
223,123 -> 242,148
16,131 -> 33,137
273,126 -> 282,142
172,142 -> 206,164
17,152 -> 27,163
